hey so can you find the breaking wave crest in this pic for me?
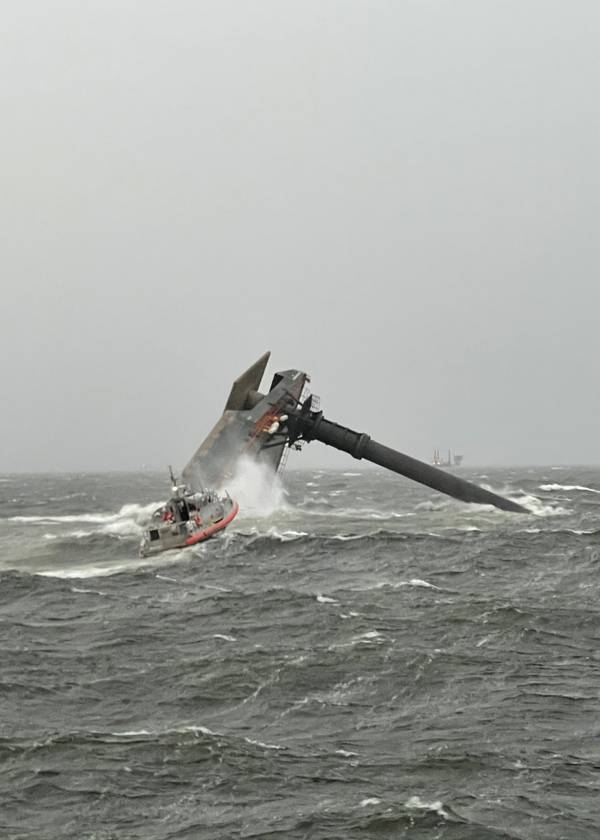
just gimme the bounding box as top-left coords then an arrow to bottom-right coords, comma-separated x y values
513,493 -> 572,517
539,483 -> 600,495
8,501 -> 161,537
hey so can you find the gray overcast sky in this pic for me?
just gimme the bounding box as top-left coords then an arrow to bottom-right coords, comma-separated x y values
1,1 -> 599,471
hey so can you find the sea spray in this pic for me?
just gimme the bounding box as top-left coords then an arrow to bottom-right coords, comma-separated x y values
223,456 -> 288,518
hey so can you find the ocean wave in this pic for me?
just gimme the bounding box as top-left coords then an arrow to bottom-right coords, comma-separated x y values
539,483 -> 600,495
353,577 -> 440,592
244,737 -> 284,750
316,593 -> 339,604
35,546 -> 190,579
354,630 -> 385,644
37,563 -> 135,580
509,493 -> 572,517
12,724 -> 288,757
236,527 -> 310,544
404,795 -> 449,819
5,468 -> 600,840
415,498 -> 503,515
296,501 -> 414,519
419,483 -> 574,517
236,527 -> 459,550
399,578 -> 440,589
518,526 -> 599,537
3,726 -> 222,755
8,501 -> 161,537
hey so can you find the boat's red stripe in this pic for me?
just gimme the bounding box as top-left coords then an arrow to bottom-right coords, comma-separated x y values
183,501 -> 239,546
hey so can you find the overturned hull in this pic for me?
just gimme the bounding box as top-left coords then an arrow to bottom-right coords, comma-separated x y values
182,352 -> 307,490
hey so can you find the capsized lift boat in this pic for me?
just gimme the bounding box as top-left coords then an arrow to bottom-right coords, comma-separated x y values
181,352 -> 526,514
139,470 -> 239,557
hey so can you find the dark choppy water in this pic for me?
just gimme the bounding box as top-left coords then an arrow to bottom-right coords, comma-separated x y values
2,466 -> 600,839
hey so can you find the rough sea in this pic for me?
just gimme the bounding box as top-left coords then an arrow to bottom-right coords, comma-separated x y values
1,465 -> 600,839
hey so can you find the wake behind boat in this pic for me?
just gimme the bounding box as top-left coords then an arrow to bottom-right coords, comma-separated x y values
139,472 -> 239,557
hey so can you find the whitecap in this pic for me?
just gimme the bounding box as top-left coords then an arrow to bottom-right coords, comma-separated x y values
414,500 -> 456,512
177,725 -> 219,737
119,724 -> 221,740
539,483 -> 600,495
110,729 -> 152,737
213,634 -> 237,642
36,548 -> 186,579
352,631 -> 385,646
406,578 -> 439,589
356,579 -> 439,592
244,738 -> 283,750
265,528 -> 309,542
38,564 -> 131,580
9,501 -> 160,528
511,494 -> 571,517
316,594 -> 339,604
330,630 -> 383,649
10,514 -> 111,524
360,797 -> 381,807
379,578 -> 439,590
404,795 -> 449,818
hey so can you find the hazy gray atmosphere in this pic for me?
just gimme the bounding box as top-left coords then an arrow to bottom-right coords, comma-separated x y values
2,0 -> 599,472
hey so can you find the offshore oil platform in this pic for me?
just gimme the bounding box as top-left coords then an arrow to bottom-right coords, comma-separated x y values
182,353 -> 526,514
432,449 -> 464,467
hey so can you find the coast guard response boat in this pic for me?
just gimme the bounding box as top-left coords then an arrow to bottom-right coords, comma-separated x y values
139,470 -> 239,557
